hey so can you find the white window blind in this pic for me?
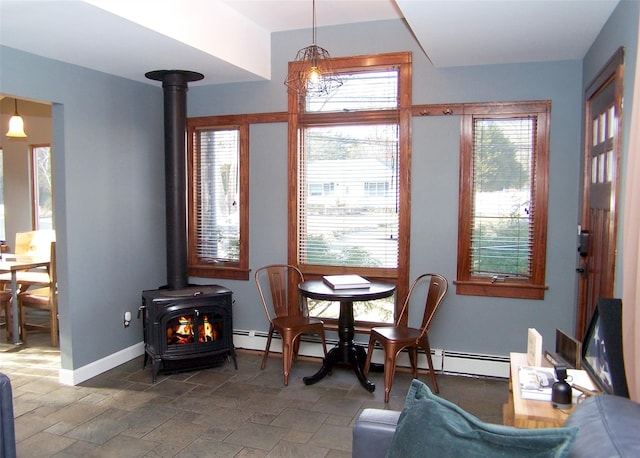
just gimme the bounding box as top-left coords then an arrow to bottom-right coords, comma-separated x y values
305,70 -> 398,113
299,123 -> 399,268
193,128 -> 240,263
471,117 -> 535,278
298,68 -> 400,269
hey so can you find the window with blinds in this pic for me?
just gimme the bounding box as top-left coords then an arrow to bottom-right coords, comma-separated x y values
470,118 -> 534,277
187,116 -> 249,280
289,52 -> 412,326
194,128 -> 239,262
305,70 -> 399,113
456,102 -> 550,299
299,123 -> 400,268
298,68 -> 400,270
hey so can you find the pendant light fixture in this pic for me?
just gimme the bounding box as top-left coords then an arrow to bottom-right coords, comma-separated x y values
284,0 -> 343,97
6,98 -> 27,138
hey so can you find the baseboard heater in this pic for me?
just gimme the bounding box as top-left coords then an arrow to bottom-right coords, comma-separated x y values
442,350 -> 510,378
232,330 -> 509,379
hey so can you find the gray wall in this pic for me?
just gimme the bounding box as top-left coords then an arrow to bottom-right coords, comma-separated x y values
0,0 -> 637,372
0,46 -> 166,369
0,99 -> 52,241
189,19 -> 585,355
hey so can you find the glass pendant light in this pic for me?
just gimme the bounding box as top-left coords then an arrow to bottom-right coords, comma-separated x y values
6,98 -> 27,138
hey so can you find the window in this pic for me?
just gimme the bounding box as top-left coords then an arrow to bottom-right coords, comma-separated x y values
309,182 -> 335,196
288,52 -> 412,326
187,115 -> 249,280
30,145 -> 53,230
456,102 -> 550,299
364,182 -> 389,197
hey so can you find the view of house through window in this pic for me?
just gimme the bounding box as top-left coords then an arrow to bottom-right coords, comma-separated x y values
291,54 -> 412,325
301,123 -> 399,323
31,145 -> 53,230
299,124 -> 399,269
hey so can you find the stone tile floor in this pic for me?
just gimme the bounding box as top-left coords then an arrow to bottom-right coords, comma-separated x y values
1,329 -> 508,457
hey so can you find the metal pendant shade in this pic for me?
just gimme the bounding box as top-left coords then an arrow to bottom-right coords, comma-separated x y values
6,98 -> 27,138
284,0 -> 343,97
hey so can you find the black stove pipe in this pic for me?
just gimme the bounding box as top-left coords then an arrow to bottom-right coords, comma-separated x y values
145,70 -> 204,290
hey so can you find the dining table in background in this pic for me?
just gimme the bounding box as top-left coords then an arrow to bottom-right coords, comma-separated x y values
0,254 -> 51,344
298,279 -> 396,392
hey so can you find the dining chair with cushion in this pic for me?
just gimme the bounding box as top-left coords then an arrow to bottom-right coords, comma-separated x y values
0,230 -> 55,291
0,290 -> 11,342
18,241 -> 58,347
255,264 -> 328,385
364,273 -> 449,402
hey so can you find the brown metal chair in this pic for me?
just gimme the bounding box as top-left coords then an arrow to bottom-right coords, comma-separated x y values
364,273 -> 448,402
0,289 -> 12,341
255,264 -> 327,385
18,241 -> 58,347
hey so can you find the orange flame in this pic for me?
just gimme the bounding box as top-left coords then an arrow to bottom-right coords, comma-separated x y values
168,316 -> 194,344
199,315 -> 216,342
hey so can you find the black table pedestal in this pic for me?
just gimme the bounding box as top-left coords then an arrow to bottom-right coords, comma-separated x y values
298,280 -> 395,392
303,300 -> 375,392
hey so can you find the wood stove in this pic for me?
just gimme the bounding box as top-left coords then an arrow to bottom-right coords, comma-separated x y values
141,285 -> 237,382
142,70 -> 237,382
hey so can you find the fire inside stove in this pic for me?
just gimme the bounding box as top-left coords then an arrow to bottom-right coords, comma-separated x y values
141,285 -> 237,382
166,314 -> 223,345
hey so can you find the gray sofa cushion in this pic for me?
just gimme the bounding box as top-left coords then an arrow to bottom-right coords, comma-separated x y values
0,373 -> 16,458
387,379 -> 578,458
564,394 -> 640,457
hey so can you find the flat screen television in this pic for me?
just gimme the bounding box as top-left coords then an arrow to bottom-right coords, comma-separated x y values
581,298 -> 629,398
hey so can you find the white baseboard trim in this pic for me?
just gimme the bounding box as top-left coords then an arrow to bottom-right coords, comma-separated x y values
58,342 -> 145,386
233,329 -> 509,379
57,330 -> 509,385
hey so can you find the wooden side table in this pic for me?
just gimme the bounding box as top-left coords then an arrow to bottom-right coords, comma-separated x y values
503,352 -> 576,428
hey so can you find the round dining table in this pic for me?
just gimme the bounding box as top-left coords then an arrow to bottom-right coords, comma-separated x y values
298,279 -> 396,392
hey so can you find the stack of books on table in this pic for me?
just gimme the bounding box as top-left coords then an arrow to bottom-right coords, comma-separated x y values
519,365 -> 597,402
323,275 -> 371,290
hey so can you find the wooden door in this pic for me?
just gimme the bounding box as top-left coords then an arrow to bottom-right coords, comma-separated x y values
576,48 -> 624,339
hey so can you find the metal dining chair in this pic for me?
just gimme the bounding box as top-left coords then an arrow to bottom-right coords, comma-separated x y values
255,264 -> 327,385
364,273 -> 448,402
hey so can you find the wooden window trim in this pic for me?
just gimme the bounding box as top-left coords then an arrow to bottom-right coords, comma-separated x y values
455,101 -> 551,299
187,114 -> 250,281
287,52 -> 412,327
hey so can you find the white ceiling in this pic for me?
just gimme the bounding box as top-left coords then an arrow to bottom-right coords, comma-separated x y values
0,0 -> 620,88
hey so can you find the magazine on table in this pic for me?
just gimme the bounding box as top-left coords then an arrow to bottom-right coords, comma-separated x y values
322,274 -> 371,289
519,365 -> 597,402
